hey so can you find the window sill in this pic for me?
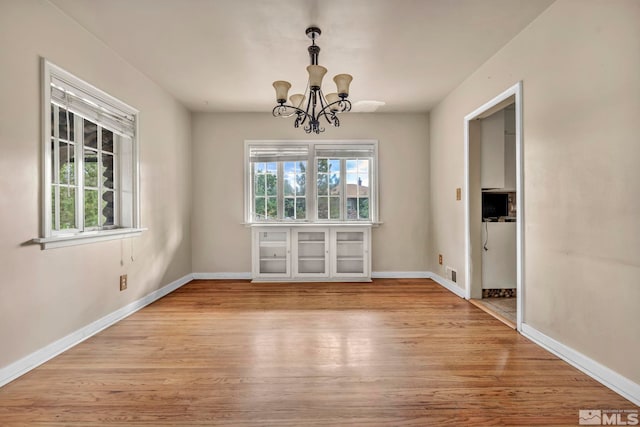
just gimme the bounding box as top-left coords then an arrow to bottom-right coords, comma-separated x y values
32,228 -> 147,250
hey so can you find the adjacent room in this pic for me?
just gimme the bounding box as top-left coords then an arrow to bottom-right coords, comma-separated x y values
0,0 -> 638,425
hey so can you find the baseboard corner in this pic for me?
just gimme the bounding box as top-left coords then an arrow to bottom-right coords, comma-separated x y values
428,272 -> 466,299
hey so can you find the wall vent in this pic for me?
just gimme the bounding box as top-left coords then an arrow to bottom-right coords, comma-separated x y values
445,266 -> 457,283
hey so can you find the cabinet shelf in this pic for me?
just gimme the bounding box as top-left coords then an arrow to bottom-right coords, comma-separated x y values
336,256 -> 363,261
299,256 -> 326,262
259,241 -> 287,247
259,257 -> 287,262
298,240 -> 324,244
336,240 -> 363,244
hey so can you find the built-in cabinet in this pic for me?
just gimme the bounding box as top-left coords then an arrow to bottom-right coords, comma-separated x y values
252,226 -> 371,282
480,108 -> 516,190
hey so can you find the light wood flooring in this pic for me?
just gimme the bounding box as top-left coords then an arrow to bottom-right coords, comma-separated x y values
0,279 -> 635,426
470,297 -> 517,329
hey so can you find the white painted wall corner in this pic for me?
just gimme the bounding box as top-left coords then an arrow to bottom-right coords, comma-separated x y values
427,272 -> 467,298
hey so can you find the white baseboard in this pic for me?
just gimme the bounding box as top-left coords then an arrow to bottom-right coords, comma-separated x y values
195,272 -> 433,280
428,272 -> 467,298
521,323 -> 640,406
0,273 -> 193,388
192,272 -> 252,280
371,271 -> 430,278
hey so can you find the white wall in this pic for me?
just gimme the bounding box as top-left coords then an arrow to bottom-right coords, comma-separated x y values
191,113 -> 430,274
0,1 -> 192,368
429,0 -> 640,383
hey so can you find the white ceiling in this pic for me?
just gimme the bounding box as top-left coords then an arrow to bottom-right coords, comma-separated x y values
51,0 -> 554,113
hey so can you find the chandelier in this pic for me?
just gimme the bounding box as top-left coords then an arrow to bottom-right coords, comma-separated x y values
272,27 -> 353,134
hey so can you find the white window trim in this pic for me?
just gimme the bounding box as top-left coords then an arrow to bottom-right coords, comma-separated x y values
244,140 -> 380,225
34,59 -> 144,249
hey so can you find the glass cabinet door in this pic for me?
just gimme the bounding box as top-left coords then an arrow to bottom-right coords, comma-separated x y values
255,229 -> 290,277
294,229 -> 329,277
332,229 -> 368,277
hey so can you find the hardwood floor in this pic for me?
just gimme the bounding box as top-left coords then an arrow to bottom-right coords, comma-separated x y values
0,279 -> 635,425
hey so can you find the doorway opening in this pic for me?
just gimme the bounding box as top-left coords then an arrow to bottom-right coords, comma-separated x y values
464,82 -> 523,331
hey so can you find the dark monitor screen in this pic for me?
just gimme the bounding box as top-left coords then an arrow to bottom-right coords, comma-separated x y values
482,193 -> 508,218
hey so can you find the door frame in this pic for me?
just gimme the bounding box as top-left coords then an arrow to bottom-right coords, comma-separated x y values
463,82 -> 524,331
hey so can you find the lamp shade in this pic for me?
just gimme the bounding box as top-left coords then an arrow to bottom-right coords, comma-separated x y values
325,93 -> 340,111
273,80 -> 291,103
289,94 -> 306,108
307,65 -> 327,88
333,74 -> 353,97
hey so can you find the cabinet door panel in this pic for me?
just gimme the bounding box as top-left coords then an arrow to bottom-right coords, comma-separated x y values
331,228 -> 370,278
293,228 -> 329,277
253,228 -> 291,278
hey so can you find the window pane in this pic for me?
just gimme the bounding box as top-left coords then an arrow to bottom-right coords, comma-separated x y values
84,120 -> 98,149
254,162 -> 265,173
102,153 -> 114,189
59,187 -> 76,229
318,197 -> 328,219
284,162 -> 295,174
51,186 -> 56,228
283,172 -> 295,196
266,162 -> 277,174
50,140 -> 55,182
59,142 -> 75,185
266,173 -> 277,196
347,197 -> 357,220
297,162 -> 306,195
317,159 -> 328,173
58,108 -> 74,141
102,128 -> 114,152
358,159 -> 369,174
84,149 -> 98,187
84,189 -> 99,227
317,174 -> 328,196
359,197 -> 370,220
254,197 -> 265,219
255,174 -> 265,196
296,198 -> 306,219
284,198 -> 295,218
266,197 -> 277,219
330,196 -> 341,219
102,189 -> 115,226
358,175 -> 369,197
329,159 -> 340,173
329,171 -> 340,195
346,159 -> 357,171
51,106 -> 55,137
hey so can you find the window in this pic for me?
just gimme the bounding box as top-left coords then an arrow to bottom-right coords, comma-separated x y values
315,146 -> 374,221
248,145 -> 309,221
245,141 -> 377,223
36,60 -> 141,249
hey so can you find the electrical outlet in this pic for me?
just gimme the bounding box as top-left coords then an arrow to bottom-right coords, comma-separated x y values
119,274 -> 127,291
438,254 -> 443,265
456,188 -> 462,201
